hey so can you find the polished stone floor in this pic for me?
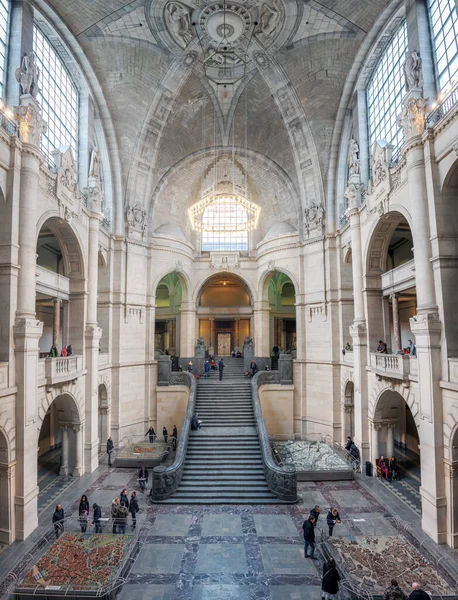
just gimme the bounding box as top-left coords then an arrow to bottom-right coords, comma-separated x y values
1,461 -> 457,600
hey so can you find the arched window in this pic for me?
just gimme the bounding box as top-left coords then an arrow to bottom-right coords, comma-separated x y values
367,22 -> 408,154
33,25 -> 78,162
0,0 -> 10,101
189,194 -> 260,252
428,0 -> 458,91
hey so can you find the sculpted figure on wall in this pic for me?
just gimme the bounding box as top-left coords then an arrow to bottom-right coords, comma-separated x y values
403,50 -> 423,92
89,147 -> 101,180
15,52 -> 40,97
347,138 -> 360,177
165,2 -> 194,49
255,0 -> 280,37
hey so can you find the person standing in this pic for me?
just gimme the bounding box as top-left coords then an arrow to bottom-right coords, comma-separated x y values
408,583 -> 431,600
218,358 -> 225,381
145,426 -> 156,443
310,505 -> 320,526
129,491 -> 139,529
79,510 -> 88,533
79,494 -> 90,516
163,426 -> 168,443
321,559 -> 340,600
52,504 -> 65,539
60,346 -> 68,357
302,515 -> 317,559
345,436 -> 353,452
171,425 -> 178,450
111,497 -> 120,534
107,436 -> 114,467
204,360 -> 210,378
327,508 -> 341,536
92,503 -> 102,533
377,340 -> 388,353
250,360 -> 258,377
384,579 -> 408,600
120,488 -> 129,510
117,501 -> 128,534
406,340 -> 416,356
138,466 -> 148,492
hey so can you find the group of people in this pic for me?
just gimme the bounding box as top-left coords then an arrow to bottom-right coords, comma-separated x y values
111,489 -> 140,533
49,343 -> 73,358
203,358 -> 225,380
231,349 -> 243,358
52,497 -> 105,538
376,339 -> 416,356
377,455 -> 400,480
303,505 -> 342,560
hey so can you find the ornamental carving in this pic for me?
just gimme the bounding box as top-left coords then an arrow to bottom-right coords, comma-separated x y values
369,142 -> 391,191
347,138 -> 360,177
304,202 -> 324,237
84,147 -> 103,214
164,1 -> 194,49
15,52 -> 40,98
254,0 -> 281,38
51,146 -> 82,217
398,92 -> 428,141
210,252 -> 239,270
126,203 -> 147,235
344,180 -> 363,212
13,99 -> 47,148
403,50 -> 423,92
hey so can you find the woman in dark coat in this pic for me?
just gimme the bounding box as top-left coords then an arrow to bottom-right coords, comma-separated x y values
78,494 -> 90,516
321,559 -> 340,600
129,491 -> 139,528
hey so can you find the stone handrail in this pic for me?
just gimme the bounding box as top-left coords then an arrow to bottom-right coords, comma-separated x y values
151,371 -> 196,501
252,371 -> 297,502
44,355 -> 83,385
369,352 -> 412,381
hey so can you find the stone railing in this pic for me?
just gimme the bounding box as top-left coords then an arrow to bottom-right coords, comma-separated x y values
369,353 -> 411,381
151,372 -> 196,501
342,350 -> 354,365
98,352 -> 109,367
35,265 -> 70,298
381,259 -> 415,295
44,355 -> 83,386
252,371 -> 297,502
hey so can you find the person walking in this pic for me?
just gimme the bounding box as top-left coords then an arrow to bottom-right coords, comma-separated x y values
138,466 -> 148,492
145,426 -> 156,443
129,491 -> 139,529
117,501 -> 128,534
111,498 -> 120,534
204,360 -> 210,378
321,558 -> 340,600
408,583 -> 431,600
92,503 -> 102,533
310,505 -> 320,526
107,436 -> 114,467
218,358 -> 225,381
384,579 -> 408,600
171,425 -> 178,450
120,488 -> 129,510
302,515 -> 317,559
327,508 -> 341,536
163,426 -> 168,443
249,359 -> 258,377
52,504 -> 65,539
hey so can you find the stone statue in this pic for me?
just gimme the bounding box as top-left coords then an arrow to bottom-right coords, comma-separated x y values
255,1 -> 279,37
88,147 -> 101,179
15,52 -> 40,98
347,138 -> 360,176
403,51 -> 423,92
164,2 -> 194,49
196,337 -> 205,348
244,336 -> 254,351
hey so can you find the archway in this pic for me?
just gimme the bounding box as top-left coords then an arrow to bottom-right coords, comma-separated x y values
35,217 -> 85,357
0,430 -> 14,544
98,383 -> 110,452
371,389 -> 420,491
38,393 -> 83,492
365,212 -> 417,355
155,272 -> 183,358
197,273 -> 252,356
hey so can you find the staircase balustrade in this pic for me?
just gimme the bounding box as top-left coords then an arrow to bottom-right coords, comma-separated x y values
252,371 -> 298,502
151,372 -> 196,501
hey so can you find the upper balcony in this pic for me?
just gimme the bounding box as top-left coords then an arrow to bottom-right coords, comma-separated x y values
381,260 -> 415,296
369,352 -> 416,382
41,356 -> 84,387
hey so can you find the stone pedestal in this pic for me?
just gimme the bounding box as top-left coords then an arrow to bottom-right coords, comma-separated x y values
158,355 -> 172,386
253,301 -> 270,357
279,353 -> 293,385
180,303 -> 196,357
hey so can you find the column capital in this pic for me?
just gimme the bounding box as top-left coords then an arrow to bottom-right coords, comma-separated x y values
409,312 -> 441,336
13,317 -> 43,342
14,94 -> 47,149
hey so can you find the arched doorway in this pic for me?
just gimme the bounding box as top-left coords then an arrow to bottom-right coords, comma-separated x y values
0,430 -> 14,544
155,272 -> 183,357
266,272 -> 297,364
371,390 -> 420,492
365,213 -> 417,354
197,273 -> 252,356
38,393 -> 83,494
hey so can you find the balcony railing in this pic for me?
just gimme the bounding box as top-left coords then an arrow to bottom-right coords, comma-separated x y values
427,79 -> 458,127
342,350 -> 353,365
381,259 -> 415,295
44,355 -> 83,386
369,353 -> 414,381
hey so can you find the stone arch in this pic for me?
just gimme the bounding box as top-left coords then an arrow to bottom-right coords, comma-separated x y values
152,269 -> 191,304
97,375 -> 112,408
38,386 -> 84,430
258,266 -> 300,304
0,413 -> 15,463
194,271 -> 256,307
341,370 -> 354,403
36,213 -> 86,279
0,426 -> 14,544
368,380 -> 419,429
364,209 -> 413,277
444,405 -> 458,462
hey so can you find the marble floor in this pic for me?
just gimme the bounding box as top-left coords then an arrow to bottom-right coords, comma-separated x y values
1,463 -> 457,600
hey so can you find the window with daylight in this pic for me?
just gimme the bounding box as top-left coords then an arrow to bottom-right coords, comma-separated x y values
428,0 -> 458,91
0,0 -> 10,101
189,194 -> 260,252
367,22 -> 408,154
33,25 -> 78,162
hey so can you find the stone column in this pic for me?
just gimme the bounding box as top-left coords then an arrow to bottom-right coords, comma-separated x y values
73,425 -> 83,477
386,423 -> 394,458
53,299 -> 61,349
180,302 -> 196,357
371,422 -> 381,470
59,426 -> 69,476
253,301 -> 270,357
234,319 -> 239,348
391,294 -> 402,353
345,169 -> 369,462
84,166 -> 103,473
444,461 -> 458,549
210,318 -> 215,350
13,93 -> 46,540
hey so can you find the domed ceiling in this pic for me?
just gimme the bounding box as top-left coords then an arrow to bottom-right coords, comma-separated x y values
42,0 -> 390,229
